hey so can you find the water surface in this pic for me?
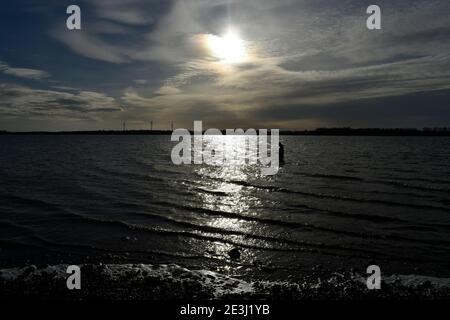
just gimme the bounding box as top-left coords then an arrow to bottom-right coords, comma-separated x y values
1,135 -> 449,278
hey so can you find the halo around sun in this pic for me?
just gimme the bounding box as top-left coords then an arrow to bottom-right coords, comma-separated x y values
205,30 -> 248,64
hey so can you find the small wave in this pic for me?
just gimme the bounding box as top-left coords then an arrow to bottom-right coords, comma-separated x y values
0,193 -> 63,212
296,172 -> 365,182
276,188 -> 450,211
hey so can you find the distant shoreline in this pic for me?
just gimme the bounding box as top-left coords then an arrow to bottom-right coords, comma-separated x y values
1,128 -> 450,136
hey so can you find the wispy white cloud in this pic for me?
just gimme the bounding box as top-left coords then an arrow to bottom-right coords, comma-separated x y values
92,0 -> 157,26
0,62 -> 50,80
51,31 -> 130,64
155,85 -> 182,95
0,84 -> 123,120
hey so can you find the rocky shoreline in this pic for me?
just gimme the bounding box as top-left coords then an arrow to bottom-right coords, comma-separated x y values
1,264 -> 450,300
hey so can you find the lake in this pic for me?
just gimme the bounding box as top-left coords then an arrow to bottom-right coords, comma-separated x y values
1,135 -> 449,280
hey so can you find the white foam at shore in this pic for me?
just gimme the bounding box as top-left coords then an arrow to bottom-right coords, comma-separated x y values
0,264 -> 256,299
2,264 -> 450,299
353,273 -> 450,289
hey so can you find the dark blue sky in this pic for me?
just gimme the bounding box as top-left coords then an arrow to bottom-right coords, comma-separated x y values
1,0 -> 449,131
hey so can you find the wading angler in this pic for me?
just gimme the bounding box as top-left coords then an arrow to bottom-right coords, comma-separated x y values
171,121 -> 280,176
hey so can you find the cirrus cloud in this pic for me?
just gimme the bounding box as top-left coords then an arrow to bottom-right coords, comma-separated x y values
0,84 -> 123,120
0,62 -> 50,80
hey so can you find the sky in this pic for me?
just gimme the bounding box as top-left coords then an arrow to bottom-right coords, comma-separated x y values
0,0 -> 449,131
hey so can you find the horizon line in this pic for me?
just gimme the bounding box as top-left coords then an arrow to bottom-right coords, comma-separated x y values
1,127 -> 450,136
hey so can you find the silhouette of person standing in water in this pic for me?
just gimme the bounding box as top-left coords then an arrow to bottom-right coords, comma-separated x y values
279,142 -> 285,164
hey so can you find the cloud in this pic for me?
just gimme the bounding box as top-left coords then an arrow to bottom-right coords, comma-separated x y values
52,31 -> 130,64
120,53 -> 450,128
31,0 -> 450,128
50,0 -> 175,64
118,0 -> 450,128
0,62 -> 50,80
0,84 -> 123,120
51,85 -> 80,91
155,85 -> 181,95
133,79 -> 148,85
92,0 -> 160,26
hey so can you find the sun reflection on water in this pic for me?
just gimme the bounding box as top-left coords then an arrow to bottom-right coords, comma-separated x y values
192,135 -> 264,263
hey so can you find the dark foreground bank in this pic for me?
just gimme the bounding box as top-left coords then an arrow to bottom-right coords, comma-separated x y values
1,264 -> 450,300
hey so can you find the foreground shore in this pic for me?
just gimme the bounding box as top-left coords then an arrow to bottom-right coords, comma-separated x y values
1,264 -> 450,300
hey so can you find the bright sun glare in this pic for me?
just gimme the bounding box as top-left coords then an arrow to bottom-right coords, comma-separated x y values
206,30 -> 248,64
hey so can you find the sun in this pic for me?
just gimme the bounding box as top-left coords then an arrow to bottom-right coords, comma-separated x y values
205,30 -> 248,64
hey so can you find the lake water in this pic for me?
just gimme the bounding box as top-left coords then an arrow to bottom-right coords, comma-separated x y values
1,135 -> 449,279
